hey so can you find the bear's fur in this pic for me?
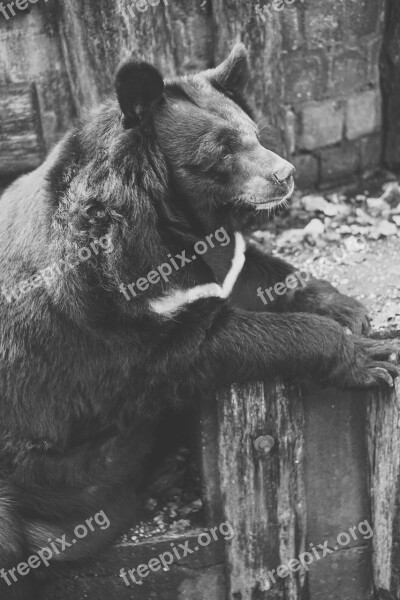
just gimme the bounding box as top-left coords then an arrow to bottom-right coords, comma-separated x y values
0,44 -> 398,599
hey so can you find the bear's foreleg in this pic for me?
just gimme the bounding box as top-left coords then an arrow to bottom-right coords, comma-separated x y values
232,245 -> 370,334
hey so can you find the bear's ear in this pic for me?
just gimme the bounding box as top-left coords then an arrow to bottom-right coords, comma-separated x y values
115,60 -> 164,126
208,43 -> 250,95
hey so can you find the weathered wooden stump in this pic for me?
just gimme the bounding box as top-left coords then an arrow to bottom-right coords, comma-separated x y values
40,363 -> 400,599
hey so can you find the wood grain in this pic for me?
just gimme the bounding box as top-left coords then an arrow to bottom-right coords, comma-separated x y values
43,530 -> 224,600
367,378 -> 400,599
218,381 -> 306,600
51,0 -> 212,114
0,83 -> 45,174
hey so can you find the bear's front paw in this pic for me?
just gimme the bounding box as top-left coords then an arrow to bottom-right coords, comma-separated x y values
316,293 -> 370,335
291,280 -> 370,335
328,337 -> 400,389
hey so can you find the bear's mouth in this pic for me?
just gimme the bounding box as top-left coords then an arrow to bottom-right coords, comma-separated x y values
254,176 -> 295,210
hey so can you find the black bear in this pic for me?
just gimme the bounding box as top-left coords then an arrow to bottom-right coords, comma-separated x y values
0,43 -> 398,599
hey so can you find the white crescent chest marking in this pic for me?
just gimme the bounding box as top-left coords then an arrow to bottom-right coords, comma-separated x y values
149,232 -> 246,317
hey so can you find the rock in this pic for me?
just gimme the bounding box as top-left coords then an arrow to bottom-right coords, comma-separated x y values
276,228 -> 306,248
381,181 -> 400,207
343,235 -> 369,253
252,230 -> 275,245
326,192 -> 347,204
392,215 -> 400,226
355,208 -> 375,225
325,231 -> 342,242
304,218 -> 325,237
377,220 -> 398,236
371,220 -> 398,238
392,204 -> 400,215
302,194 -> 340,216
366,197 -> 391,216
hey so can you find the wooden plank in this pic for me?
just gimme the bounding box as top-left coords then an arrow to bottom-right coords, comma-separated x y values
50,0 -> 213,114
308,546 -> 371,600
303,384 -> 372,599
0,5 -> 75,151
218,380 -> 306,599
0,83 -> 45,175
367,377 -> 400,599
199,397 -> 224,528
380,0 -> 400,169
212,0 -> 285,138
43,529 -> 225,599
45,564 -> 224,600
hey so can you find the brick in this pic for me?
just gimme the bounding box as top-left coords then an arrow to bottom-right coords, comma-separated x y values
330,51 -> 367,94
304,1 -> 345,49
319,142 -> 360,183
298,100 -> 345,150
346,89 -> 381,140
283,52 -> 327,103
344,0 -> 382,37
292,153 -> 319,189
359,133 -> 382,171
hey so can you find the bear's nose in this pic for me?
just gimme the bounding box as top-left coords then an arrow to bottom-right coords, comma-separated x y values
273,162 -> 296,183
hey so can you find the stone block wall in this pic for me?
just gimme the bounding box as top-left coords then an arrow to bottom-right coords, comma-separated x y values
264,0 -> 385,188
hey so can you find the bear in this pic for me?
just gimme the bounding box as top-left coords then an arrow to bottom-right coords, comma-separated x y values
0,43 -> 398,599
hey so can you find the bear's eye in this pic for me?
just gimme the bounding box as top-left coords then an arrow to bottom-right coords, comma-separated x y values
221,147 -> 232,160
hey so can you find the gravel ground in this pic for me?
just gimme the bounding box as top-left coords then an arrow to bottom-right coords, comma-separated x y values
251,174 -> 400,337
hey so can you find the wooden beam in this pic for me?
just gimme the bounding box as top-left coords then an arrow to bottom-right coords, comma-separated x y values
381,0 -> 400,169
0,83 -> 45,176
303,384 -> 372,599
367,378 -> 400,599
218,381 -> 306,599
43,529 -> 225,600
51,0 -> 213,114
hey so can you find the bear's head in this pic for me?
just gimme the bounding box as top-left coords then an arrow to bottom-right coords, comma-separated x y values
115,44 -> 295,232
46,45 -> 295,321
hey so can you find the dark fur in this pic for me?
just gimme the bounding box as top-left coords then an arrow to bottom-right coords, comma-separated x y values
0,44 -> 398,599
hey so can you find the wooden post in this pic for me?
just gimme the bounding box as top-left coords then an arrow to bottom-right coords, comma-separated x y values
303,385 -> 372,600
218,381 -> 377,599
218,381 -> 306,599
367,379 -> 400,599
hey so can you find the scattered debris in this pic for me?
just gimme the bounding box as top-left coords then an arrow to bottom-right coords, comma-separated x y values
369,220 -> 398,239
304,218 -> 325,237
120,447 -> 203,544
251,175 -> 400,334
